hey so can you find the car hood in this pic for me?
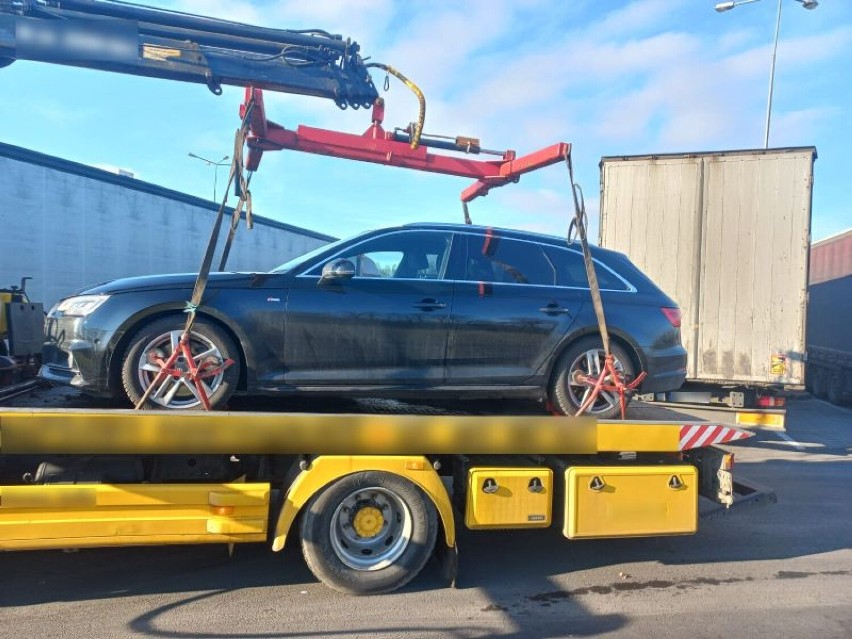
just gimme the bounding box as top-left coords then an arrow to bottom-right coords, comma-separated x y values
78,272 -> 265,295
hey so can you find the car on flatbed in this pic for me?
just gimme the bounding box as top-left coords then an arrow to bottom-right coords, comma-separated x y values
40,223 -> 687,417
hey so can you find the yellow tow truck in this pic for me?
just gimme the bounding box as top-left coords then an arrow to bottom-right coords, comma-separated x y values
0,408 -> 770,594
0,1 -> 773,595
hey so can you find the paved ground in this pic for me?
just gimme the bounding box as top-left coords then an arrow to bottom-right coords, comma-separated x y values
0,389 -> 850,638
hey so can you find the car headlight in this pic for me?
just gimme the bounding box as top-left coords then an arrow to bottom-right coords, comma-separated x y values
55,294 -> 110,317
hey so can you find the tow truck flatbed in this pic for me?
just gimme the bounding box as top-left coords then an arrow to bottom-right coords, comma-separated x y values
0,407 -> 769,594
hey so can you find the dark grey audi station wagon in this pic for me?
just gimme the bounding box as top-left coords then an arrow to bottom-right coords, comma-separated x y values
41,223 -> 687,417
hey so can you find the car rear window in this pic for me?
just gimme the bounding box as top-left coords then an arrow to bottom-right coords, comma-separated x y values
542,245 -> 630,291
465,236 -> 555,286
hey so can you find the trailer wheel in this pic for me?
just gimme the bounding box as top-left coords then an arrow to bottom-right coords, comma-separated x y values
826,370 -> 844,406
300,471 -> 438,595
121,316 -> 240,410
549,337 -> 636,419
810,366 -> 827,400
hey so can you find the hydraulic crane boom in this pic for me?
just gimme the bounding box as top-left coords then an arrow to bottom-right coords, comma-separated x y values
0,0 -> 378,108
1,0 -> 571,208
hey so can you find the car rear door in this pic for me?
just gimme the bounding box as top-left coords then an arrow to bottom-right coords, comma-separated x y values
446,232 -> 584,384
283,230 -> 455,386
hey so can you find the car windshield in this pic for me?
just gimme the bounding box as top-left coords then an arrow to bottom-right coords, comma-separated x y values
271,236 -> 350,273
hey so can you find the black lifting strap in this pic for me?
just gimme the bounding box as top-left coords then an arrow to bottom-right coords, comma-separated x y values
565,152 -> 611,357
133,102 -> 256,410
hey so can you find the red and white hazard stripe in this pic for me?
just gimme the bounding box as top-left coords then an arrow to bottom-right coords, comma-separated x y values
679,424 -> 753,450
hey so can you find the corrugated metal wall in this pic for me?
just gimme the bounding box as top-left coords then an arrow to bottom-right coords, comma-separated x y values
0,147 -> 332,309
810,229 -> 852,285
599,148 -> 814,387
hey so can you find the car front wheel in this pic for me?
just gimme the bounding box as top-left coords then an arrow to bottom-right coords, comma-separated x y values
549,337 -> 636,419
121,316 -> 240,410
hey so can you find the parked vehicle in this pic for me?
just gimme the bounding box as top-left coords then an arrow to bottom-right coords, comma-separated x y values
807,229 -> 852,405
40,223 -> 686,417
599,147 -> 816,407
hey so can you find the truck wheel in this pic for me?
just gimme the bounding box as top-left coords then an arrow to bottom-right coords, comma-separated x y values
810,366 -> 827,400
121,316 -> 240,410
549,337 -> 636,419
300,471 -> 438,595
826,371 -> 844,406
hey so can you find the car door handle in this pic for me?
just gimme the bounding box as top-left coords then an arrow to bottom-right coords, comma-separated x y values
413,299 -> 447,311
539,302 -> 573,316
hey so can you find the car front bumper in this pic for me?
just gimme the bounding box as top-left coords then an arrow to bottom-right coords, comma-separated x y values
39,314 -> 116,397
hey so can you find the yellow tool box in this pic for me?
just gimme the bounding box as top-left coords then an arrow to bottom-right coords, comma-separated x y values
564,465 -> 697,539
464,467 -> 553,529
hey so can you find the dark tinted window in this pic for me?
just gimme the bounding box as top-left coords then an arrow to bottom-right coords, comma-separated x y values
465,235 -> 555,285
542,245 -> 630,291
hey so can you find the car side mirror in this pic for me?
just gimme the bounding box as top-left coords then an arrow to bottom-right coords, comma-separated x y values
320,258 -> 356,284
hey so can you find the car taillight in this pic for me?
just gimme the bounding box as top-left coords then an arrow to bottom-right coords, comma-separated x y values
757,395 -> 785,408
661,307 -> 682,328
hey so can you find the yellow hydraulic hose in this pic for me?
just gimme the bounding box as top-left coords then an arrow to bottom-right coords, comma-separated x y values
366,63 -> 425,149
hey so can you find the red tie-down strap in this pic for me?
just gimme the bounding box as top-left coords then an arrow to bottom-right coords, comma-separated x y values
573,354 -> 648,420
143,332 -> 234,411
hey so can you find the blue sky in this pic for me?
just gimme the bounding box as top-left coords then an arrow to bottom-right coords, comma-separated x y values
1,0 -> 849,246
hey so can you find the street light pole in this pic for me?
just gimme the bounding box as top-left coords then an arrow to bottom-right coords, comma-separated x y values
764,0 -> 783,149
715,0 -> 819,149
188,153 -> 230,202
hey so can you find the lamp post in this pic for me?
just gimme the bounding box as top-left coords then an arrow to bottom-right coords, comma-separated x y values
187,153 -> 230,202
715,0 -> 819,149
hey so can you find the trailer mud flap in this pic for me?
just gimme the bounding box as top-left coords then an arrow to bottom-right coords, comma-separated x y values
0,483 -> 270,550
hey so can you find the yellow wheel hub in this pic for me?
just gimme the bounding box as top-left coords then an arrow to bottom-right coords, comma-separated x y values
352,506 -> 384,538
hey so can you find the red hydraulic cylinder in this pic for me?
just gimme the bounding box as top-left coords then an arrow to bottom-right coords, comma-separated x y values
240,87 -> 570,203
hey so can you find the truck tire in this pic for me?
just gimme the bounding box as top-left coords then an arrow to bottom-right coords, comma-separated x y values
121,316 -> 240,410
810,366 -> 828,400
549,337 -> 636,419
826,370 -> 844,406
300,471 -> 438,595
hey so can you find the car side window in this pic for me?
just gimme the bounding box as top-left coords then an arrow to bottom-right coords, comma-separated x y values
542,245 -> 630,291
465,235 -> 555,285
309,231 -> 454,280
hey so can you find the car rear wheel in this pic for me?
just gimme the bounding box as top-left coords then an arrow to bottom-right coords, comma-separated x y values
300,471 -> 438,595
121,316 -> 240,410
550,337 -> 636,419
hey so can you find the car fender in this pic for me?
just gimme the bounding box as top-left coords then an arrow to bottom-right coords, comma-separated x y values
105,298 -> 258,390
542,324 -> 646,381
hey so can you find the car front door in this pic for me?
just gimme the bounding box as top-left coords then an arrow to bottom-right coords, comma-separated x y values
446,232 -> 584,384
283,230 -> 455,386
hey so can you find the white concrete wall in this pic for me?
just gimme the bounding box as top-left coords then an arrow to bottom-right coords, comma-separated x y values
0,152 -> 331,309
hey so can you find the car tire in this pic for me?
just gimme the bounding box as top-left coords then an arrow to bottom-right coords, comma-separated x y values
549,337 -> 636,419
121,316 -> 240,410
300,471 -> 438,595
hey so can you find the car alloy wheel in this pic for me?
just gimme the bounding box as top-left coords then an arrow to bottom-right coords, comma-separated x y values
121,316 -> 240,410
549,337 -> 637,419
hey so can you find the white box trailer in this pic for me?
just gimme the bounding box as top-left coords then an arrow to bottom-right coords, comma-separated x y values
599,148 -> 815,405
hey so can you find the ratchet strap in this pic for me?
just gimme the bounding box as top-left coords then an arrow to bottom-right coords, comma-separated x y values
134,100 -> 256,410
564,153 -> 645,418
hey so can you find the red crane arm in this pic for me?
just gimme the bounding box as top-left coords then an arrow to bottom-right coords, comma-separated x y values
240,88 -> 570,203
